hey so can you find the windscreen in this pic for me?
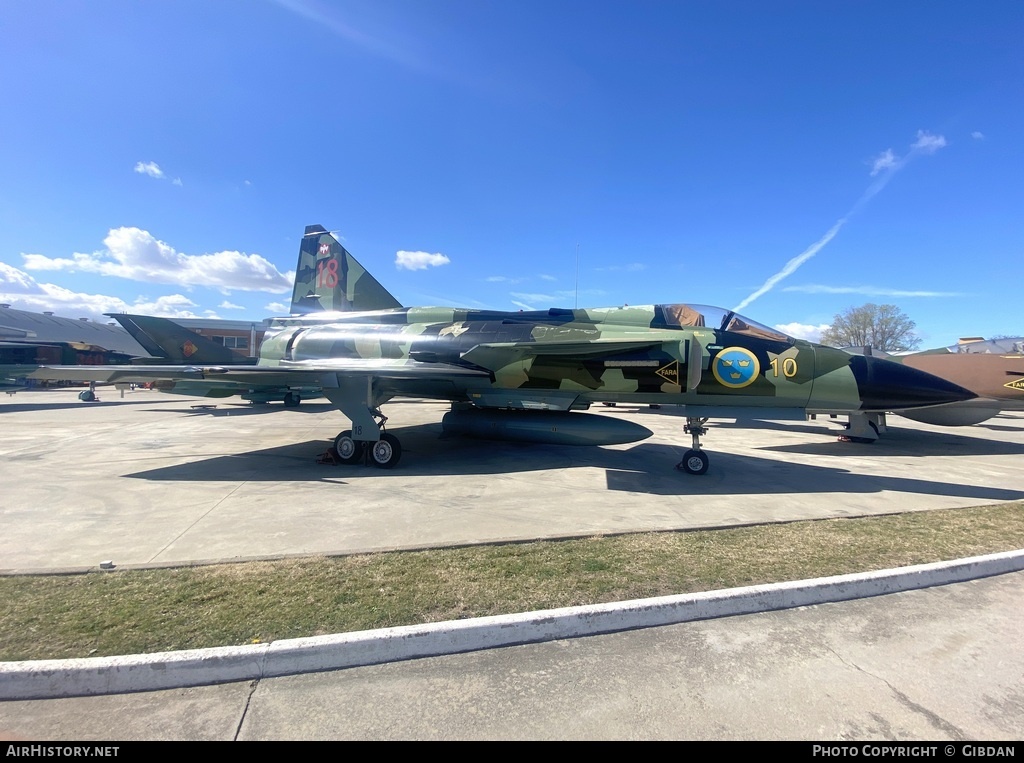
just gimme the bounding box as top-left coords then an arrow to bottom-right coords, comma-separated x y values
657,304 -> 794,342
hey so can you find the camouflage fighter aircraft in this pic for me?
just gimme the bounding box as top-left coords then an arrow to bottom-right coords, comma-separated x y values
32,224 -> 976,474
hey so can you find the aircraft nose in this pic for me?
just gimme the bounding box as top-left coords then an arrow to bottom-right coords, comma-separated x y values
851,355 -> 977,410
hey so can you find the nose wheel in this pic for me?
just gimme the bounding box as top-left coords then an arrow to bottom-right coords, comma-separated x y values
679,449 -> 709,475
676,417 -> 710,475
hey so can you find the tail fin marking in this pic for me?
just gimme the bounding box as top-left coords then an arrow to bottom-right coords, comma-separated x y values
289,224 -> 403,314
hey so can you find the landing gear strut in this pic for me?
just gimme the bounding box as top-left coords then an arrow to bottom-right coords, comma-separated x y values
677,417 -> 710,475
332,409 -> 402,468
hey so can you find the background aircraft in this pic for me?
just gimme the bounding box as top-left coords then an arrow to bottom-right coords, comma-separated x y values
108,313 -> 318,406
845,342 -> 1024,429
1,306 -> 145,393
33,225 -> 975,474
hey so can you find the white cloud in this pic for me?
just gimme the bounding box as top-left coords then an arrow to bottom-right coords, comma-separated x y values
219,300 -> 244,310
395,250 -> 450,270
265,301 -> 288,314
971,131 -> 985,140
485,275 -> 524,284
595,263 -> 646,272
510,300 -> 535,311
870,149 -> 898,176
775,322 -> 831,343
0,260 -> 37,291
134,161 -> 164,179
0,261 -> 207,318
134,294 -> 203,317
869,131 -> 947,177
911,130 -> 947,154
172,177 -> 183,187
539,274 -> 557,282
22,227 -> 293,293
734,129 -> 950,313
782,284 -> 962,297
511,291 -> 558,304
511,289 -> 605,305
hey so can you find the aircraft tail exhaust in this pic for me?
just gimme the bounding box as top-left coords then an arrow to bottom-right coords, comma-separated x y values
290,224 -> 403,314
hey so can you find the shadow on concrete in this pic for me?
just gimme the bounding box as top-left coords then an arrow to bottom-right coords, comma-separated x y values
141,402 -> 338,417
123,423 -> 1024,503
602,446 -> 1024,500
976,423 -> 1024,433
0,399 -> 181,414
750,426 -> 1024,459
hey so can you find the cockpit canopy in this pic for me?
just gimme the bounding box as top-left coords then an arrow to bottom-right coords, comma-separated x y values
654,304 -> 794,343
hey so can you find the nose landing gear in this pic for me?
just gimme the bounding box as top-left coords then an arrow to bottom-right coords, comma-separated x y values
677,417 -> 710,475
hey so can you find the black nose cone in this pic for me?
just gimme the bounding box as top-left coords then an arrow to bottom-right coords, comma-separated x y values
851,355 -> 977,411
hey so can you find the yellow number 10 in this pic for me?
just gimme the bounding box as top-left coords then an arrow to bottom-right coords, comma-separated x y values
770,358 -> 799,378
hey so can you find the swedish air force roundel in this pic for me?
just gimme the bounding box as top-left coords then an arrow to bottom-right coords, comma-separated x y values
711,346 -> 760,389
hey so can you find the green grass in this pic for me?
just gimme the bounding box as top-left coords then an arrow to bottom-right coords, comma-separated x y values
1,502 -> 1022,661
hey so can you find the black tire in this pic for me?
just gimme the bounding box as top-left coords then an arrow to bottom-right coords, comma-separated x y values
78,390 -> 96,402
333,430 -> 365,465
369,433 -> 402,469
283,392 -> 300,407
678,449 -> 709,475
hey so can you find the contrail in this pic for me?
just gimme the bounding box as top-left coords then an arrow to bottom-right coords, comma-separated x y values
732,130 -> 947,313
733,218 -> 846,313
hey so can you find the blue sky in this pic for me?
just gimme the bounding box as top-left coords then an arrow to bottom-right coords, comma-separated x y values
1,0 -> 1020,347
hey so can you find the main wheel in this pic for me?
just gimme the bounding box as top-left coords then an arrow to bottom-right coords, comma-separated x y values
283,391 -> 300,407
333,430 -> 365,465
369,433 -> 402,469
677,449 -> 709,475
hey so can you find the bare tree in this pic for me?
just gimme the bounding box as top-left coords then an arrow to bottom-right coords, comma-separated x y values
820,303 -> 921,352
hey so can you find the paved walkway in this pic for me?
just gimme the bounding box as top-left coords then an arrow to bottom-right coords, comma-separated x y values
3,568 -> 1022,740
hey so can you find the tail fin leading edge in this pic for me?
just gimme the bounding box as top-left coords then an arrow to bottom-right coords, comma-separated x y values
290,224 -> 403,314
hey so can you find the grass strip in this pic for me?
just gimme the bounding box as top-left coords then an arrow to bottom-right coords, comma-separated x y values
1,502 -> 1022,661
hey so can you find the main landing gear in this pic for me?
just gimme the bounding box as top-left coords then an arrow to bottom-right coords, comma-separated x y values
676,417 -> 710,475
332,410 -> 402,468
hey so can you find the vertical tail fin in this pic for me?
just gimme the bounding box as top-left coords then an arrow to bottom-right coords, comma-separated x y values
107,314 -> 244,364
290,224 -> 403,314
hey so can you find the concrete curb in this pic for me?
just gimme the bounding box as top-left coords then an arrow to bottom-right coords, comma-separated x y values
4,549 -> 1023,701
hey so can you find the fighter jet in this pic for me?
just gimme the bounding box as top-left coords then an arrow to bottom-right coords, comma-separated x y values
32,224 -> 976,474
